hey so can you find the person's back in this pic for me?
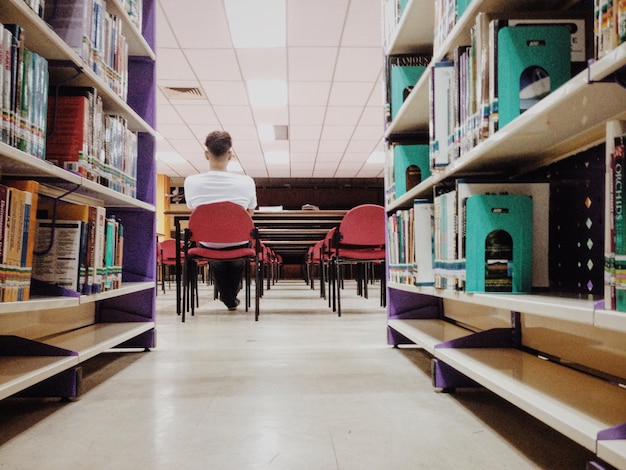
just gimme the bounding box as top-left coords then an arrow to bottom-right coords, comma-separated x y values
183,130 -> 257,310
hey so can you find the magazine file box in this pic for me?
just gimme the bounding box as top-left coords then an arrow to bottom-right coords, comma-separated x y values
465,194 -> 533,293
497,25 -> 571,129
393,144 -> 431,197
390,64 -> 426,119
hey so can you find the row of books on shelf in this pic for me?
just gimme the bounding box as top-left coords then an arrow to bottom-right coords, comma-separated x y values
44,0 -> 130,100
433,0 -> 472,54
595,0 -> 626,59
47,86 -> 138,197
388,180 -> 550,294
430,15 -> 584,169
0,179 -> 125,303
0,23 -> 49,158
1,20 -> 139,196
385,4 -> 626,172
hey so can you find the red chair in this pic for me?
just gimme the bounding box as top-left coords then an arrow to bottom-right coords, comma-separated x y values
182,202 -> 262,321
332,204 -> 386,317
158,238 -> 184,293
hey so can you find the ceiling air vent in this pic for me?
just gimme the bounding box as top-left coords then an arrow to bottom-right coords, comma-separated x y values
161,86 -> 206,99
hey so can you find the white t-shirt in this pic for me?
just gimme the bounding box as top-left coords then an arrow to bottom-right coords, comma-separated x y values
184,171 -> 257,211
184,171 -> 257,248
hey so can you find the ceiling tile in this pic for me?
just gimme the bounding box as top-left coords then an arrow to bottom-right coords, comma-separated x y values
342,0 -> 383,47
237,48 -> 288,80
287,0 -> 348,47
211,106 -> 256,126
159,1 -> 231,49
328,82 -> 376,106
289,82 -> 331,106
334,47 -> 383,82
156,49 -> 195,80
288,47 -> 338,82
200,81 -> 248,106
186,49 -> 242,81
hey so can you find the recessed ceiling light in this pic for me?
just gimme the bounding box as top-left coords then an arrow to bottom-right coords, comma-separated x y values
224,0 -> 286,48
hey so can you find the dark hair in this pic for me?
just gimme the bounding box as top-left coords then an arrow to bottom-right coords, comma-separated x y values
205,131 -> 232,157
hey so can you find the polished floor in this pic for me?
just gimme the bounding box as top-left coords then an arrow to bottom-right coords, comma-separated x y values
0,278 -> 597,469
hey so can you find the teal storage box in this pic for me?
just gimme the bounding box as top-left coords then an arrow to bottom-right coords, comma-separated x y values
393,144 -> 430,197
497,25 -> 570,129
465,194 -> 533,293
389,60 -> 428,119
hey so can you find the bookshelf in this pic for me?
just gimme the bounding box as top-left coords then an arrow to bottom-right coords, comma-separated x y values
383,1 -> 626,468
0,0 -> 156,401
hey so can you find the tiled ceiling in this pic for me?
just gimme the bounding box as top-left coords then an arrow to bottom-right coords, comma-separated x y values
155,0 -> 385,179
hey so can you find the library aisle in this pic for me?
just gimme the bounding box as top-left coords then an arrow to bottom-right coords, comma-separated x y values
0,280 -> 595,469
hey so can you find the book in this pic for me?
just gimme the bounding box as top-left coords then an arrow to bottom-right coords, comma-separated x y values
4,186 -> 26,267
613,132 -> 626,310
46,94 -> 92,178
1,26 -> 12,145
4,24 -> 24,148
37,202 -> 108,294
3,180 -> 39,272
413,199 -> 435,286
32,219 -> 85,292
44,0 -> 93,63
388,55 -> 430,121
429,60 -> 455,169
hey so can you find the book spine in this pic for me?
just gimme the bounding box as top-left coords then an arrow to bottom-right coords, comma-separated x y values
614,134 -> 626,310
2,26 -> 12,145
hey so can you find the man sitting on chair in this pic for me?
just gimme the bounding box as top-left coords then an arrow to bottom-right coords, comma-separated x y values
184,130 -> 257,310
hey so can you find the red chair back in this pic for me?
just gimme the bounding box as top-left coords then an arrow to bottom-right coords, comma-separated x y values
337,204 -> 385,247
159,238 -> 183,264
188,202 -> 254,245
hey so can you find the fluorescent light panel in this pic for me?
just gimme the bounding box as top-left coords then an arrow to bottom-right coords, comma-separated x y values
224,0 -> 286,48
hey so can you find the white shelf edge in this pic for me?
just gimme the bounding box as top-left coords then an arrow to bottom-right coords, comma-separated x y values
0,356 -> 79,401
44,321 -> 155,362
0,296 -> 79,315
388,283 -> 597,325
80,282 -> 155,304
597,439 -> 626,470
0,142 -> 155,211
434,347 -> 626,452
594,309 -> 626,333
386,0 -> 434,55
387,318 -> 472,355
